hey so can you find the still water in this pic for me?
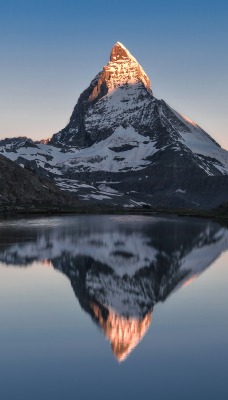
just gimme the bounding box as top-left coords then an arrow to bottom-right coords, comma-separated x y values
0,215 -> 227,400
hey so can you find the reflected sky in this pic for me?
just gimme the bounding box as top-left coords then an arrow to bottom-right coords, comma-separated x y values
0,215 -> 227,399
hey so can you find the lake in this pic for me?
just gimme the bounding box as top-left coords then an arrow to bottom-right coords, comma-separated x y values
0,215 -> 227,400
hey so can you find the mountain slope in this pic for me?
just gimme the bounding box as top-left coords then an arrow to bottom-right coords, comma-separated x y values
0,154 -> 75,210
0,42 -> 228,209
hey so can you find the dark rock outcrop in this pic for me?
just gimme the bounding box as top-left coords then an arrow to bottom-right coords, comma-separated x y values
0,154 -> 75,210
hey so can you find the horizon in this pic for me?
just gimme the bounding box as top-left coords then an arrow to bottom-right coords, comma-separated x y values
0,0 -> 227,149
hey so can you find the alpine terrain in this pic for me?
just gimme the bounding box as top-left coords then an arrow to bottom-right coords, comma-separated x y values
1,42 -> 228,209
0,154 -> 75,212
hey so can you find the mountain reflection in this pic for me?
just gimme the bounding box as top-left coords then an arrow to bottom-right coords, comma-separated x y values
0,215 -> 227,361
89,303 -> 152,362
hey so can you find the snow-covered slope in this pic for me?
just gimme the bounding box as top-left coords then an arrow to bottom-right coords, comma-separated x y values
1,42 -> 228,208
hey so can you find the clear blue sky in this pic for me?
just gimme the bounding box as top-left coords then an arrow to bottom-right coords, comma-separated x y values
0,0 -> 227,148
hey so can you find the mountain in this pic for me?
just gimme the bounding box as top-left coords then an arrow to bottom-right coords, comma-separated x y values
0,153 -> 75,211
0,215 -> 227,360
0,42 -> 228,209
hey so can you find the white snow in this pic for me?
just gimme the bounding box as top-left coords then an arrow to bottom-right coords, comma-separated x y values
90,194 -> 112,200
61,126 -> 157,173
176,189 -> 186,194
98,185 -> 118,193
0,126 -> 157,175
85,83 -> 152,132
166,103 -> 228,174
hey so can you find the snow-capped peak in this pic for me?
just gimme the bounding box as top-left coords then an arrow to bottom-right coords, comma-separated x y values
89,42 -> 152,101
1,41 -> 228,209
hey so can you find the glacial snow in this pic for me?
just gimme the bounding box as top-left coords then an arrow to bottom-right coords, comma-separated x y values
166,104 -> 228,174
61,126 -> 157,173
0,126 -> 157,174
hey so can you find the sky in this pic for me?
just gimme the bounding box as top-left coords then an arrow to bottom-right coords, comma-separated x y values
0,0 -> 227,148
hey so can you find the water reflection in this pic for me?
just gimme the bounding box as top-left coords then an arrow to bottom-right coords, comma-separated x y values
0,215 -> 227,361
90,303 -> 152,362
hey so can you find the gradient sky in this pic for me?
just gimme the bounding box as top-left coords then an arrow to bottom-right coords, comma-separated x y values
0,0 -> 227,148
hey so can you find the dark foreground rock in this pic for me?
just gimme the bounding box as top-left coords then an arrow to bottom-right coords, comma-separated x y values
0,154 -> 77,211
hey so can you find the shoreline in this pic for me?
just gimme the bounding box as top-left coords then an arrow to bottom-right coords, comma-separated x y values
0,204 -> 227,221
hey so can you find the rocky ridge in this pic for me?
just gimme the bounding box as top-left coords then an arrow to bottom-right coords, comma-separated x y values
0,154 -> 75,211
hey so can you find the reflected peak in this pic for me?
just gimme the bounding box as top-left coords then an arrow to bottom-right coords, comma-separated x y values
90,302 -> 152,362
